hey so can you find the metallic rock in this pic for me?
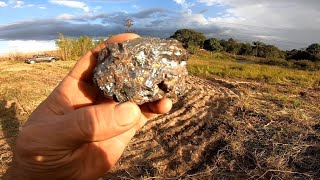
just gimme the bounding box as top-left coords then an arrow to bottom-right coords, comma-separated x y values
93,37 -> 188,105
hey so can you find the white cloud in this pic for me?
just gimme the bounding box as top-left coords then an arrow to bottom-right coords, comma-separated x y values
56,13 -> 76,20
7,40 -> 57,53
172,0 -> 207,25
6,1 -> 45,9
173,0 -> 185,5
13,0 -> 24,8
197,0 -> 223,6
38,5 -> 46,9
0,1 -> 7,7
195,0 -> 320,49
132,5 -> 142,10
49,0 -> 89,12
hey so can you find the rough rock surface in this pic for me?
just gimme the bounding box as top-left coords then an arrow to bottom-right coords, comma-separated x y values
93,37 -> 188,105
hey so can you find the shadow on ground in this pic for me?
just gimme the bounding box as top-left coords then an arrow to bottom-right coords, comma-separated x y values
0,99 -> 21,175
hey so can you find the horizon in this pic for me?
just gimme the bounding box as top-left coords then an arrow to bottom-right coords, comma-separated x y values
0,0 -> 320,55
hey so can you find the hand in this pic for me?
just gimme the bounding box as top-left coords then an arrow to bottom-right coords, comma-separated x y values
4,33 -> 172,180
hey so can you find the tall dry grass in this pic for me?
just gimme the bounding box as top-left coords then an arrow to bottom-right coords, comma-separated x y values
0,50 -> 61,62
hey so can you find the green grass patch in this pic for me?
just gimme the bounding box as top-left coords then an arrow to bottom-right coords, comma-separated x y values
188,52 -> 320,87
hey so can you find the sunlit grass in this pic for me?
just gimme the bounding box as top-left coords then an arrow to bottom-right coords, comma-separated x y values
187,52 -> 320,87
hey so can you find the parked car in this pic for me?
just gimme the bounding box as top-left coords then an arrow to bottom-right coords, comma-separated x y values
25,55 -> 60,64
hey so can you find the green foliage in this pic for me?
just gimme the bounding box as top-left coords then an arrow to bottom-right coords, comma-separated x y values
239,43 -> 254,56
292,60 -> 320,71
170,29 -> 206,48
259,58 -> 290,67
187,52 -> 320,87
252,41 -> 284,59
286,44 -> 320,62
286,49 -> 312,60
188,44 -> 200,54
55,33 -> 98,61
203,38 -> 223,52
220,38 -> 242,55
306,43 -> 320,61
169,29 -> 319,63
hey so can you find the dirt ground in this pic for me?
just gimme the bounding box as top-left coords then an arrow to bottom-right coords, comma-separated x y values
0,60 -> 319,179
104,76 -> 320,179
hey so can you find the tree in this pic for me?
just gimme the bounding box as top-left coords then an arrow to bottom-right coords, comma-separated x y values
220,38 -> 241,55
125,19 -> 134,33
286,49 -> 312,60
253,41 -> 265,57
55,33 -> 73,61
203,38 -> 223,52
239,43 -> 254,56
77,36 -> 95,56
266,45 -> 285,59
306,43 -> 320,61
55,33 -> 97,61
170,29 -> 206,48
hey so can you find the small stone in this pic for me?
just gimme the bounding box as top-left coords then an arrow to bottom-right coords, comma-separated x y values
93,37 -> 188,105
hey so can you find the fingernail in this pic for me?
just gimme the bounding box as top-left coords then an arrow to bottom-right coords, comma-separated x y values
115,102 -> 140,126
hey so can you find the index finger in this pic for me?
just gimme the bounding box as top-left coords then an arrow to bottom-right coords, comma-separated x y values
69,33 -> 140,81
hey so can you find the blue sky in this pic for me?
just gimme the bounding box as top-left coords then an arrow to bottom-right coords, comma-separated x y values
0,0 -> 320,54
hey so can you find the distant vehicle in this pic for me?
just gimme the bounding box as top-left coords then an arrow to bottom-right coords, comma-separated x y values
25,55 -> 60,64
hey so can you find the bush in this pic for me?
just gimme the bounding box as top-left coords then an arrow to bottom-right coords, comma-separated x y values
292,60 -> 319,71
259,58 -> 290,67
203,38 -> 223,52
188,44 -> 200,54
170,29 -> 206,48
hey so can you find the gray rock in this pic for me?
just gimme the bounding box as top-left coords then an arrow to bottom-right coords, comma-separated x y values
93,37 -> 188,105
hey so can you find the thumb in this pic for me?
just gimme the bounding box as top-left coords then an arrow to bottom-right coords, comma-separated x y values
70,101 -> 142,143
23,101 -> 142,148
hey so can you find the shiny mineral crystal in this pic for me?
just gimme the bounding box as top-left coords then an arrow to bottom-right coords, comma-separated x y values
93,37 -> 188,105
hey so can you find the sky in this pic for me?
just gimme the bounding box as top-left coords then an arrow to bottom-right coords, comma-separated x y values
0,0 -> 320,54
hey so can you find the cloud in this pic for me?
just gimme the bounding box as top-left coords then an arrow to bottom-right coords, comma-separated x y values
38,5 -> 46,9
0,8 -> 223,42
14,1 -> 24,8
49,0 -> 89,12
196,0 -> 320,49
7,40 -> 57,53
0,1 -> 7,7
13,0 -> 24,8
6,0 -> 44,9
173,0 -> 185,5
56,13 -> 76,20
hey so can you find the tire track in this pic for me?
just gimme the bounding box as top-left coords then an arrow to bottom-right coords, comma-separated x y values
105,76 -> 240,179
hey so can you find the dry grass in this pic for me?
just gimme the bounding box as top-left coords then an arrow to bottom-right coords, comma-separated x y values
0,50 -> 61,62
0,59 -> 76,175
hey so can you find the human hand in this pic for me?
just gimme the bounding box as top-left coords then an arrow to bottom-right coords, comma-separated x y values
4,33 -> 172,180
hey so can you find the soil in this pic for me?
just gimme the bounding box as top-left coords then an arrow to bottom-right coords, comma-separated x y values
103,76 -> 320,179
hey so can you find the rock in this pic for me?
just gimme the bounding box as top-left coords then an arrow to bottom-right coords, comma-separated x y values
93,37 -> 188,105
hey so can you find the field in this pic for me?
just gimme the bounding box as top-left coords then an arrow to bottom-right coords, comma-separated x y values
0,52 -> 319,179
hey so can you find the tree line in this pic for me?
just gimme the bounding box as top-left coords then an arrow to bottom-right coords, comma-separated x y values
170,29 -> 320,62
55,30 -> 320,62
